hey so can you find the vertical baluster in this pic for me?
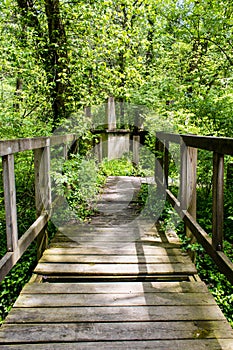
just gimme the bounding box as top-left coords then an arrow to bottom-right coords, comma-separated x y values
133,135 -> 140,166
180,140 -> 197,261
212,152 -> 224,251
164,140 -> 169,188
34,140 -> 51,259
2,154 -> 18,252
180,140 -> 187,210
155,136 -> 164,186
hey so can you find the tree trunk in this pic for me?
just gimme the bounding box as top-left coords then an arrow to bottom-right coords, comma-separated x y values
44,0 -> 69,126
16,0 -> 69,127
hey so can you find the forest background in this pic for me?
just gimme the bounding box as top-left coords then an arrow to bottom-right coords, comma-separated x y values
0,0 -> 233,326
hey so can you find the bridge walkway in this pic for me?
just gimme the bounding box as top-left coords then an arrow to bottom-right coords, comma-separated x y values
0,176 -> 233,349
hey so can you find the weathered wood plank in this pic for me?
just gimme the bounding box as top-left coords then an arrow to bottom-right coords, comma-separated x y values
156,132 -> 181,144
1,339 -> 233,350
5,305 -> 225,324
0,321 -> 232,343
34,147 -> 51,260
2,154 -> 18,252
0,134 -> 76,156
182,134 -> 233,155
14,292 -> 216,308
48,241 -> 181,248
0,137 -> 49,156
43,246 -> 182,255
38,253 -> 191,264
54,229 -> 181,244
34,262 -> 197,275
51,234 -> 164,243
21,281 -> 210,294
212,152 -> 224,251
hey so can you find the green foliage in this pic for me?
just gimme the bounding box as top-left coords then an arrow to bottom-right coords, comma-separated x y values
51,153 -> 103,222
162,196 -> 233,328
99,156 -> 143,177
196,248 -> 233,328
0,244 -> 37,324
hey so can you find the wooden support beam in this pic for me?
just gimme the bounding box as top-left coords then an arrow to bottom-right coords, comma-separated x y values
34,146 -> 51,260
180,143 -> 197,261
155,137 -> 164,187
0,134 -> 76,156
133,135 -> 140,165
164,140 -> 169,188
180,144 -> 197,217
106,96 -> 116,130
212,152 -> 224,251
2,154 -> 18,252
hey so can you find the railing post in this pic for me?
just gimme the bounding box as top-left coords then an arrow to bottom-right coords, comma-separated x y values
34,140 -> 51,260
164,140 -> 169,188
212,152 -> 224,251
2,154 -> 18,252
180,140 -> 197,261
133,135 -> 140,166
106,96 -> 116,130
155,136 -> 164,187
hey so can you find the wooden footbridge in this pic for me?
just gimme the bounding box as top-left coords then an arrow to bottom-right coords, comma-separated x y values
0,132 -> 233,349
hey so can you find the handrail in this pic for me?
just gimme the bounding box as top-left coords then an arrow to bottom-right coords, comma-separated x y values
155,132 -> 233,284
2,131 -> 233,284
0,134 -> 77,282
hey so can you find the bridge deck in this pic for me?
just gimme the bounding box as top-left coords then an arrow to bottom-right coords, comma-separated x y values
0,176 -> 233,349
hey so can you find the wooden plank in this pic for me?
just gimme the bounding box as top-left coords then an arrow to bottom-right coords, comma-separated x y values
0,137 -> 49,156
48,241 -> 181,248
1,339 -> 233,350
182,134 -> 233,155
2,154 -> 18,252
5,305 -> 225,323
21,281 -> 210,294
180,144 -> 198,261
50,134 -> 77,146
14,292 -> 215,308
34,262 -> 197,275
133,135 -> 140,165
0,134 -> 76,156
34,148 -> 51,216
0,321 -> 232,343
212,152 -> 224,251
42,246 -> 183,256
164,140 -> 169,186
156,132 -> 181,144
38,254 -> 191,264
34,147 -> 51,259
51,235 -> 176,243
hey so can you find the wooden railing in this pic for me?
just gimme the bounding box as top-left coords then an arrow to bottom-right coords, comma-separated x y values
1,131 -> 233,285
0,134 -> 77,282
155,132 -> 233,284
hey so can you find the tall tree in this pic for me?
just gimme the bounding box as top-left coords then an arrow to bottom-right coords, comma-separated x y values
16,0 -> 70,126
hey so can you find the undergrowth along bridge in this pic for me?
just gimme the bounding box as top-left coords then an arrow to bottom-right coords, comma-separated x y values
0,132 -> 233,348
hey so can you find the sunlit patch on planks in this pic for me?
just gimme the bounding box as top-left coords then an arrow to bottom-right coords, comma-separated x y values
0,176 -> 233,349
